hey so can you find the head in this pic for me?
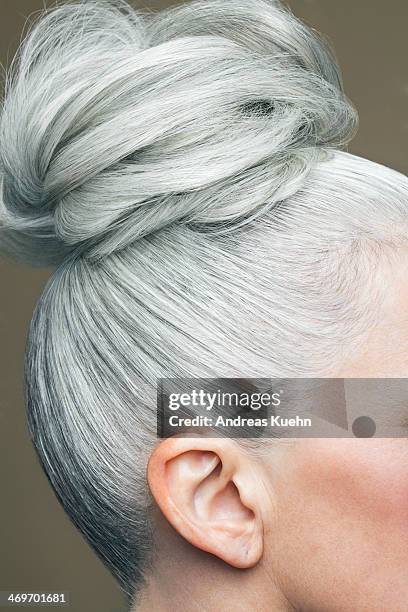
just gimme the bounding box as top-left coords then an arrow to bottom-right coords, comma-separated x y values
1,0 -> 407,610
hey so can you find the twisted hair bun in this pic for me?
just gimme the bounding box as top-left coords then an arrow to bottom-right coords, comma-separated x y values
0,0 -> 357,264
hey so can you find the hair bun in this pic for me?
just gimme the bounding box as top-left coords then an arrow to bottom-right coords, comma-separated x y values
0,0 -> 357,264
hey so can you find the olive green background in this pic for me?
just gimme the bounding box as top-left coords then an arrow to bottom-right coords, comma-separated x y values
0,1 -> 406,611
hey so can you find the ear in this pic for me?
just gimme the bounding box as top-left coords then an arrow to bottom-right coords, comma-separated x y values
147,437 -> 264,568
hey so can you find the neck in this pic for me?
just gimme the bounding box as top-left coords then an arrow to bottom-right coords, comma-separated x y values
133,513 -> 294,612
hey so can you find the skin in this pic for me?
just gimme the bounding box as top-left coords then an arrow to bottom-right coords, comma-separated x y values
136,250 -> 408,612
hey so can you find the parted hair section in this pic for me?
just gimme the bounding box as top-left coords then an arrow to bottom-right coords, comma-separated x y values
1,0 -> 408,600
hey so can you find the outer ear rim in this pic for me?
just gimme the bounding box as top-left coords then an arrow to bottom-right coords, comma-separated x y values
147,439 -> 221,552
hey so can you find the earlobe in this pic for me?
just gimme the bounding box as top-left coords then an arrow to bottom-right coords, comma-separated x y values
147,438 -> 264,568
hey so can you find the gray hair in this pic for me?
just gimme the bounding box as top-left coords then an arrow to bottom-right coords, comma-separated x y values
1,0 -> 407,600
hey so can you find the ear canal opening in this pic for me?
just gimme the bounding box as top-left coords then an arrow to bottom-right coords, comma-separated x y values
192,457 -> 254,523
211,480 -> 255,522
